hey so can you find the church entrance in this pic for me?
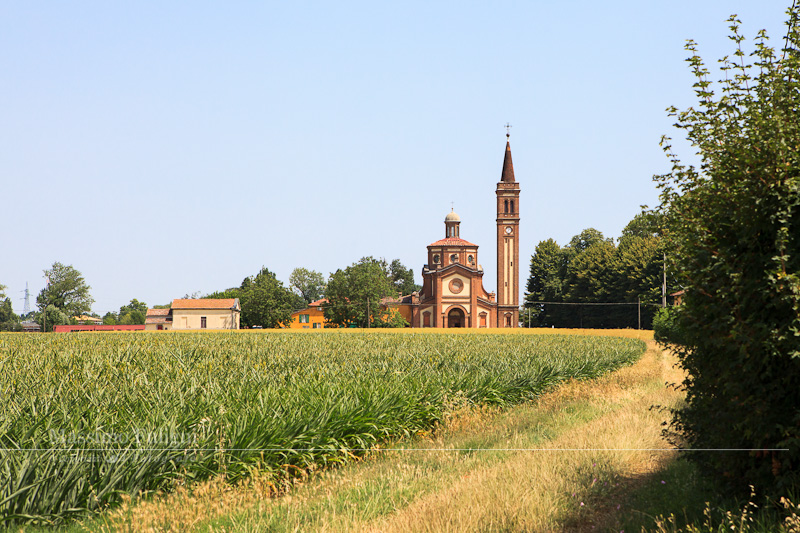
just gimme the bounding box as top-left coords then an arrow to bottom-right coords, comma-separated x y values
447,308 -> 465,328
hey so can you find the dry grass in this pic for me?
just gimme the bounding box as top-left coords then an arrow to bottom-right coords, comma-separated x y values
79,330 -> 673,533
361,339 -> 682,533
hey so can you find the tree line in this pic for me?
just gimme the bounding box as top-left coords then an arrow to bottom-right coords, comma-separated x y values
0,257 -> 421,331
204,257 -> 420,328
3,225 -> 674,332
522,211 -> 676,329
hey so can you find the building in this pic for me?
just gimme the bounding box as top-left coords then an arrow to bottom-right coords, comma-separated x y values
72,315 -> 103,325
495,137 -> 521,327
21,321 -> 41,332
287,298 -> 328,329
670,290 -> 685,306
145,299 -> 241,331
144,308 -> 172,331
407,136 -> 520,328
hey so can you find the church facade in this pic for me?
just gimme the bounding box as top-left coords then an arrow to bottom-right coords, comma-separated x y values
406,138 -> 520,328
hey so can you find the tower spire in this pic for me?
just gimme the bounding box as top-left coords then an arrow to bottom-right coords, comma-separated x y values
500,135 -> 515,183
496,127 -> 520,327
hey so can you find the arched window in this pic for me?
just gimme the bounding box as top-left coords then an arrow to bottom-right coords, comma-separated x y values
510,200 -> 515,214
504,200 -> 509,214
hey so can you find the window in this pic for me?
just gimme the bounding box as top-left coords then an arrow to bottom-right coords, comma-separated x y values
201,316 -> 207,329
313,322 -> 322,329
299,314 -> 310,323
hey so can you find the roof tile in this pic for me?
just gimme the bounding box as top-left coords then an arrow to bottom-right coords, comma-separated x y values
171,298 -> 240,310
428,237 -> 478,247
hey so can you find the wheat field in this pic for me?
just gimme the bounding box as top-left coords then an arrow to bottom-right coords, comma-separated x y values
0,329 -> 645,526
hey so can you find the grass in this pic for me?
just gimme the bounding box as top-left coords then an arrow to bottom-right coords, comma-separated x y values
615,458 -> 800,532
68,330 -> 670,532
73,332 -> 798,532
0,329 -> 646,527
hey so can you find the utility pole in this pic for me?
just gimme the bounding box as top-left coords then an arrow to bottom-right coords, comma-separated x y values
366,298 -> 370,328
662,253 -> 667,307
21,282 -> 31,316
638,297 -> 641,330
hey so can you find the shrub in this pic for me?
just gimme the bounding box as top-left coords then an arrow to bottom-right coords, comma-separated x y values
655,8 -> 800,496
652,306 -> 684,346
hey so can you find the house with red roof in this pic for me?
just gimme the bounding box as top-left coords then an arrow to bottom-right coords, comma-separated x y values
145,298 -> 240,330
287,298 -> 328,329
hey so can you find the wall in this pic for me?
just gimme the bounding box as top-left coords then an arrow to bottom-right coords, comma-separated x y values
171,309 -> 240,330
287,306 -> 327,329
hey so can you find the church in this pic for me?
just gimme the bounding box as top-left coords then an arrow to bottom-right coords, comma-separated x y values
403,136 -> 520,328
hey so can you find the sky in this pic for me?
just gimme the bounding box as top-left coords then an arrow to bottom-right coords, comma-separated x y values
1,1 -> 794,315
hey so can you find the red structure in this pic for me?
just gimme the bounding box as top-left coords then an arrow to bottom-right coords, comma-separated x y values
53,324 -> 145,333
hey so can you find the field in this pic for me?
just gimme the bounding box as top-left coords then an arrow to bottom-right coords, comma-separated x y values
0,330 -> 645,526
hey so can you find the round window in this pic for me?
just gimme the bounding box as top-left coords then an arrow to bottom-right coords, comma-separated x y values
449,278 -> 464,294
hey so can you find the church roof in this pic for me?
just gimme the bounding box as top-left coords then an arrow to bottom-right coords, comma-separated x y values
500,141 -> 515,182
428,237 -> 477,247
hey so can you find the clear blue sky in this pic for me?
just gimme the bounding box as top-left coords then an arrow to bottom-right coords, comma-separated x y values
1,1 -> 793,315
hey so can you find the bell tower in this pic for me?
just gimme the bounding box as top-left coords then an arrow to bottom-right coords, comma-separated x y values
496,128 -> 520,327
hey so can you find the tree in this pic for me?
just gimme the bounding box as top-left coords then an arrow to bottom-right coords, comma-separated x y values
118,298 -> 147,325
566,228 -> 609,254
239,267 -> 295,328
655,8 -> 800,496
324,257 -> 407,327
387,259 -> 421,296
102,312 -> 118,325
522,221 -> 670,328
563,239 -> 616,302
620,210 -> 663,241
204,288 -> 241,300
36,305 -> 69,332
0,284 -> 21,331
289,268 -> 326,304
36,262 -> 93,317
522,239 -> 564,326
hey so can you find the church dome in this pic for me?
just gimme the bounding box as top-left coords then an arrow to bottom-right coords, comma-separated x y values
445,210 -> 461,223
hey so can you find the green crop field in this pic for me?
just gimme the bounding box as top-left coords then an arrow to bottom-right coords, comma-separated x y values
0,330 -> 645,526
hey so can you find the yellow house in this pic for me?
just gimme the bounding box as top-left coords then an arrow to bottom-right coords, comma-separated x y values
72,315 -> 103,325
382,295 -> 413,325
288,298 -> 328,329
145,299 -> 241,330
